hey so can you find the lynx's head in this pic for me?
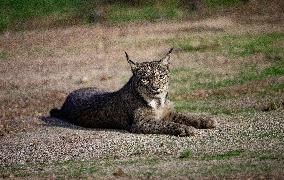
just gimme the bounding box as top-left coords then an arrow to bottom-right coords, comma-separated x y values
125,48 -> 173,99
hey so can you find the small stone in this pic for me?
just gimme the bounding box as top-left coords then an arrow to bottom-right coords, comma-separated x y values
113,168 -> 127,177
79,76 -> 89,84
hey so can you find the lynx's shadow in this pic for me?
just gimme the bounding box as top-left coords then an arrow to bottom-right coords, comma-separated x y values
40,116 -> 129,133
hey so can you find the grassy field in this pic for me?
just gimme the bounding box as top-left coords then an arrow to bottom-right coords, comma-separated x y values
0,0 -> 249,32
169,33 -> 284,114
0,1 -> 284,178
1,150 -> 283,178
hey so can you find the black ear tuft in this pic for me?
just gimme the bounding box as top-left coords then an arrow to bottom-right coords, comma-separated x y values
125,51 -> 129,61
124,51 -> 137,71
167,48 -> 174,55
160,48 -> 174,66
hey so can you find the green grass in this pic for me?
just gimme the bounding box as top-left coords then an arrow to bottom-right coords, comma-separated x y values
0,51 -> 10,60
169,33 -> 284,115
1,151 -> 283,178
254,131 -> 284,140
249,151 -> 284,161
0,0 -> 87,32
202,150 -> 244,160
107,5 -> 160,23
197,65 -> 283,89
170,37 -> 220,52
266,83 -> 284,92
0,0 -> 254,32
173,63 -> 284,95
222,33 -> 284,58
205,0 -> 248,8
170,33 -> 284,93
106,2 -> 184,24
258,154 -> 279,161
171,63 -> 283,114
179,149 -> 193,159
203,163 -> 272,176
62,160 -> 98,177
0,0 -> 187,32
170,33 -> 284,58
0,157 -> 160,178
171,67 -> 217,87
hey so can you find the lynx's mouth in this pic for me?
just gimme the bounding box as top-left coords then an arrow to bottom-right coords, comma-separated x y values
151,89 -> 162,94
139,87 -> 161,97
149,88 -> 167,97
148,87 -> 162,94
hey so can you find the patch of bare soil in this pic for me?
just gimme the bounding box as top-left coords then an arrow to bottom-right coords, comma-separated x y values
233,0 -> 284,24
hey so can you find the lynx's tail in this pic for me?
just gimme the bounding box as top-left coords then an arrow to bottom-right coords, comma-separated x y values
50,108 -> 63,118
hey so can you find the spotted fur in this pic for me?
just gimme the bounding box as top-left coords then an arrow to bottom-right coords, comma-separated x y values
50,49 -> 216,136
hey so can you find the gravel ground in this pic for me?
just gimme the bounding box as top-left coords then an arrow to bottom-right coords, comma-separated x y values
1,110 -> 283,167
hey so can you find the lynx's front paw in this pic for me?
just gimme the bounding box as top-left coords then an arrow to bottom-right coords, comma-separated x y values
175,125 -> 195,137
199,117 -> 217,129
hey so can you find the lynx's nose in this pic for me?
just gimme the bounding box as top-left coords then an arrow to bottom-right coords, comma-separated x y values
152,83 -> 160,90
151,86 -> 162,95
152,87 -> 159,91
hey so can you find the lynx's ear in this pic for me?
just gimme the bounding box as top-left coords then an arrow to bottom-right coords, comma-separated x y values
125,52 -> 138,71
160,48 -> 173,66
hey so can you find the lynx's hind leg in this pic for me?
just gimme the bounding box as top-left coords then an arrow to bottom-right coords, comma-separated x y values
171,112 -> 217,129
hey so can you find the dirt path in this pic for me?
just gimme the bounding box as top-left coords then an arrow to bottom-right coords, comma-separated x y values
0,15 -> 284,178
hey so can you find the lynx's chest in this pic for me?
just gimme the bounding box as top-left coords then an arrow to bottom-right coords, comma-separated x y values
145,91 -> 166,109
145,93 -> 172,120
148,98 -> 165,110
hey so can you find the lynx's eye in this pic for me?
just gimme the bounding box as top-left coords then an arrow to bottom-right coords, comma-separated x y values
159,74 -> 165,79
141,78 -> 149,84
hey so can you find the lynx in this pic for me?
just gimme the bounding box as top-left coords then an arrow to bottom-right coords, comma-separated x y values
50,48 -> 216,136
